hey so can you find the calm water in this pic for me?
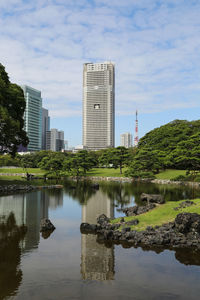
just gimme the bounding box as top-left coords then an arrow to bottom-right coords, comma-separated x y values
1,181 -> 200,300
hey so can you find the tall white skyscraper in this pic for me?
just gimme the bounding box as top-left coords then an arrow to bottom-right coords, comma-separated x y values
83,62 -> 115,150
120,132 -> 132,148
22,85 -> 42,151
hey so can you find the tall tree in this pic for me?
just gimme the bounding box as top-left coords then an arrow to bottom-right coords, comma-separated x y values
99,147 -> 129,174
0,63 -> 28,156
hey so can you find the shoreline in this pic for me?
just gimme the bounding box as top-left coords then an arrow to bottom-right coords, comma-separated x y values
71,175 -> 200,189
0,184 -> 63,195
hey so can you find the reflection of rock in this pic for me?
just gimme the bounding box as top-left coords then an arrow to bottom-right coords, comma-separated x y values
0,212 -> 27,299
175,248 -> 200,266
40,218 -> 55,232
41,229 -> 55,239
140,193 -> 165,204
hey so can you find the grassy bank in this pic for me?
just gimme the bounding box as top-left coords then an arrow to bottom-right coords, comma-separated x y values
155,169 -> 186,180
111,199 -> 200,231
0,167 -> 187,181
0,168 -> 44,174
87,168 -> 126,177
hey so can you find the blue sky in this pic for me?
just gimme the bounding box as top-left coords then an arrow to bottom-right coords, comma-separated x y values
0,0 -> 200,147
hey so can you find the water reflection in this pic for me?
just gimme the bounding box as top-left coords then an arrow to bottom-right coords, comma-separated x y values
0,189 -> 64,300
0,213 -> 26,299
1,181 -> 200,299
81,189 -> 115,280
99,181 -> 200,208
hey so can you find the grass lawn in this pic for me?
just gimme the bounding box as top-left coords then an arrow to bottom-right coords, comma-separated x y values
111,199 -> 200,231
155,169 -> 186,180
0,168 -> 45,174
87,167 -> 127,177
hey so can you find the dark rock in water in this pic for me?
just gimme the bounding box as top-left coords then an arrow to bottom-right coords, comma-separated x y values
80,222 -> 97,233
174,213 -> 200,234
123,203 -> 156,217
140,193 -> 165,204
174,200 -> 195,211
40,218 -> 55,232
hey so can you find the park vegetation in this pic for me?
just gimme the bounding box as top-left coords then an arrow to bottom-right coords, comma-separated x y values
1,62 -> 200,182
1,119 -> 200,181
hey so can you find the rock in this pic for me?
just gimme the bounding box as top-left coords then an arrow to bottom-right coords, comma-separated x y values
80,222 -> 97,233
174,213 -> 200,234
126,219 -> 139,226
40,218 -> 55,232
123,203 -> 156,217
97,214 -> 110,225
174,200 -> 195,211
140,193 -> 165,204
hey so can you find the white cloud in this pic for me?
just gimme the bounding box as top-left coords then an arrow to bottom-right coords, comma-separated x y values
0,0 -> 200,118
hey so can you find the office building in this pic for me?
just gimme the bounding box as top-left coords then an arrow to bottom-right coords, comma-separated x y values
120,132 -> 132,148
42,108 -> 50,150
83,62 -> 115,150
22,85 -> 42,151
46,129 -> 64,152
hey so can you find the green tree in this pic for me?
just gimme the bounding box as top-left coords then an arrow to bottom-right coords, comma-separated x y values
0,64 -> 28,156
99,147 -> 129,174
63,150 -> 96,177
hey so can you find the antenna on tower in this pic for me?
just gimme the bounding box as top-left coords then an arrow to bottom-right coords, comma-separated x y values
134,110 -> 139,147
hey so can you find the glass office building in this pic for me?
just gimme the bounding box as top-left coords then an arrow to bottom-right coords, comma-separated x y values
22,85 -> 42,151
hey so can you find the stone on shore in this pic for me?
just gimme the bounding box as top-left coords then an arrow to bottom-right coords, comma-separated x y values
140,193 -> 165,204
123,203 -> 156,217
80,211 -> 200,250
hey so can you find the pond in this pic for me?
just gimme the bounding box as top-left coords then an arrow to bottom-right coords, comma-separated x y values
1,180 -> 200,300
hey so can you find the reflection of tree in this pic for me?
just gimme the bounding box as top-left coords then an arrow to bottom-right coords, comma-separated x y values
63,180 -> 98,205
100,181 -> 200,207
0,212 -> 27,300
100,182 -> 131,210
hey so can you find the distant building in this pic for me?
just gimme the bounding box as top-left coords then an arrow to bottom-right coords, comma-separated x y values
120,132 -> 132,148
83,62 -> 115,150
73,145 -> 87,153
42,108 -> 50,150
21,85 -> 42,151
64,140 -> 68,150
46,129 -> 64,152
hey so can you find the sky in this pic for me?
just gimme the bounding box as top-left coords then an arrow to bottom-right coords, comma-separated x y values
0,0 -> 200,147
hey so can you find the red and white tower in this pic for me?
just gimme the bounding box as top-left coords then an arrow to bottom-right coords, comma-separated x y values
134,110 -> 139,147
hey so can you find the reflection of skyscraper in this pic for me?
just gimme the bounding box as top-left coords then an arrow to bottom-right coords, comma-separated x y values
48,189 -> 64,209
81,190 -> 115,280
0,190 -> 49,252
